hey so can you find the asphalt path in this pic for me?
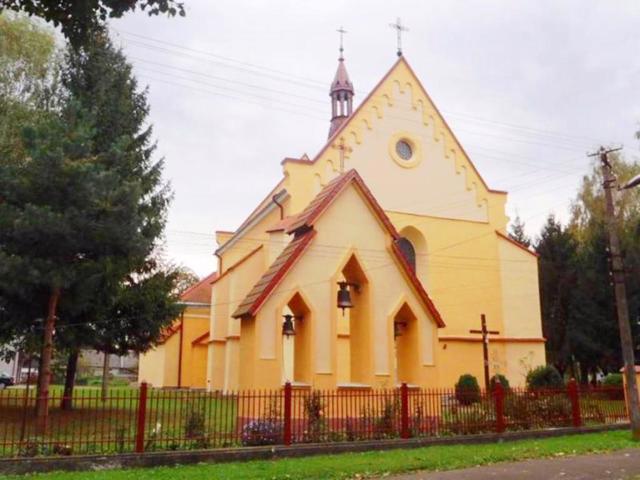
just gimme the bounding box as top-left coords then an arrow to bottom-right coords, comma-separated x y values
385,449 -> 640,479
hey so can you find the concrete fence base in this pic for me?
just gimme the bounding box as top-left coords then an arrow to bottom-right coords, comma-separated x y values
0,423 -> 630,476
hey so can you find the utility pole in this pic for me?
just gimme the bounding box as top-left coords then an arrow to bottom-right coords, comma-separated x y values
589,146 -> 640,439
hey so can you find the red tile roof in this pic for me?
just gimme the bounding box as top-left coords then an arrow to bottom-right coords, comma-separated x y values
180,271 -> 218,304
234,169 -> 444,327
266,215 -> 299,233
158,322 -> 181,344
232,230 -> 317,318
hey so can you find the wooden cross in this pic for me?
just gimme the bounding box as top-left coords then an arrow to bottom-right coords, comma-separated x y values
337,26 -> 347,58
469,314 -> 499,391
389,17 -> 409,57
332,138 -> 352,172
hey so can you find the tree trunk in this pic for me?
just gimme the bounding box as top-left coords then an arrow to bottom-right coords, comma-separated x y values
61,350 -> 79,410
101,351 -> 109,402
35,287 -> 61,430
579,362 -> 589,386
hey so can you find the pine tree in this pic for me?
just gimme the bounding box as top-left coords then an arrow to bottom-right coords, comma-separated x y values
55,32 -> 181,404
508,213 -> 531,247
535,215 -> 577,376
0,30 -> 180,417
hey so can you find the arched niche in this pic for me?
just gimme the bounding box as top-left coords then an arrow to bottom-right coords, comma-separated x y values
393,302 -> 420,386
336,253 -> 372,385
282,291 -> 312,385
398,225 -> 428,286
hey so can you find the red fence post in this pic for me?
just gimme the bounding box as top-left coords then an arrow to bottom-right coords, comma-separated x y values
283,382 -> 292,445
400,383 -> 410,439
494,382 -> 505,433
135,382 -> 148,453
568,378 -> 582,428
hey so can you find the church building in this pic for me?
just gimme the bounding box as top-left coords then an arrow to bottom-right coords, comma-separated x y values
139,41 -> 545,391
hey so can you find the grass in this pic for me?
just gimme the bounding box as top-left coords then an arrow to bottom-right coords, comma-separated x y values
1,429 -> 638,480
0,386 -> 238,456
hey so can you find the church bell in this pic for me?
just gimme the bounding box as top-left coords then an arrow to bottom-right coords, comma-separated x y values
337,281 -> 354,314
282,314 -> 296,337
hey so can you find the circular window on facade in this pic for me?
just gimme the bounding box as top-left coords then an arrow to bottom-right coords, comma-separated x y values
395,140 -> 413,161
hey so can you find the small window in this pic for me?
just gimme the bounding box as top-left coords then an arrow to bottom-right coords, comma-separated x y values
397,237 -> 416,272
395,140 -> 413,160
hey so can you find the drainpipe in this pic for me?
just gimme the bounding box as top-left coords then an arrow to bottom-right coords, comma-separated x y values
177,312 -> 184,388
272,194 -> 284,220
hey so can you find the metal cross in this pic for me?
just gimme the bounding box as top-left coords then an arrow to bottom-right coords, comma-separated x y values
332,138 -> 352,172
389,17 -> 409,57
469,314 -> 500,391
337,26 -> 347,59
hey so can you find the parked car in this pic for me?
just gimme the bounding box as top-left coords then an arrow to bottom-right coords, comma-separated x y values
0,373 -> 14,389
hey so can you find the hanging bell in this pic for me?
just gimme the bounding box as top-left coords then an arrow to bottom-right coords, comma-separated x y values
282,314 -> 296,337
394,322 -> 403,338
337,282 -> 354,314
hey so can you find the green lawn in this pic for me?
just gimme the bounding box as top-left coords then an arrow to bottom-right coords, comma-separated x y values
0,387 -> 238,456
2,429 -> 638,480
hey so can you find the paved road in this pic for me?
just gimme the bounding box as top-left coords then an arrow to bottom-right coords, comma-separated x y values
387,449 -> 640,479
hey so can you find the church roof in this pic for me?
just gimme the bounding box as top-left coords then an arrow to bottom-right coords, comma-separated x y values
233,169 -> 445,327
232,229 -> 316,318
330,58 -> 353,94
180,271 -> 218,304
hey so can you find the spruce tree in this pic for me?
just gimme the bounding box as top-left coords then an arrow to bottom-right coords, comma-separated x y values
508,213 -> 531,247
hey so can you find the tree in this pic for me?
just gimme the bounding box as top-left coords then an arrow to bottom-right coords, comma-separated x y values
93,261 -> 184,399
54,31 -> 178,405
0,112 -> 139,420
0,0 -> 185,48
174,266 -> 200,295
508,213 -> 531,247
0,12 -> 61,165
0,31 -> 176,419
535,215 -> 578,376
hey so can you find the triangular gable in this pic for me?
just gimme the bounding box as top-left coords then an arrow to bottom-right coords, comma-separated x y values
234,169 -> 444,327
283,56 -> 504,196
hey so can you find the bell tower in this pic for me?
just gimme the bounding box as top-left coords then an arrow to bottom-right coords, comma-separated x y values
328,27 -> 355,138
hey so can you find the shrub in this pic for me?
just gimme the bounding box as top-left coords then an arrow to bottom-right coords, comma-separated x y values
504,392 -> 572,430
603,373 -> 623,388
303,391 -> 327,443
490,374 -> 510,391
241,419 -> 283,446
184,407 -> 209,448
455,374 -> 481,405
602,373 -> 624,400
443,408 -> 493,435
526,365 -> 563,390
373,399 -> 399,439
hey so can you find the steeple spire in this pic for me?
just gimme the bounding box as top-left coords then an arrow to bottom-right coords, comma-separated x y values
328,26 -> 354,138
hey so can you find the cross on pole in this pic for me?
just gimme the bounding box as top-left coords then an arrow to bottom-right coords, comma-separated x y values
389,17 -> 409,57
337,26 -> 347,59
332,137 -> 352,172
469,314 -> 499,391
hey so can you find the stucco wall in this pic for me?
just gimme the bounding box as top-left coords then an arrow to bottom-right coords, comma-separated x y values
239,184 -> 440,390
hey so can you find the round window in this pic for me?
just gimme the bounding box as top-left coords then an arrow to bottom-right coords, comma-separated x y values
395,140 -> 413,160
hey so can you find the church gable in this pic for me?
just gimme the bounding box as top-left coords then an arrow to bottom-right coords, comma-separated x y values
233,169 -> 444,326
283,57 -> 506,224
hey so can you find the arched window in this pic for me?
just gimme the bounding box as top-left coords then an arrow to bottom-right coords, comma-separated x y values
397,237 -> 416,272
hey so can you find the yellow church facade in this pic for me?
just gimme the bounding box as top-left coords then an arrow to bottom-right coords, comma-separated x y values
139,53 -> 545,391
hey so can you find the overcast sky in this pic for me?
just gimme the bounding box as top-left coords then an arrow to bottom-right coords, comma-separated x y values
107,0 -> 640,277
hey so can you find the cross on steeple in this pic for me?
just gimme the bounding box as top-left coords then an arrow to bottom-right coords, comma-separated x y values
337,26 -> 347,60
389,17 -> 409,57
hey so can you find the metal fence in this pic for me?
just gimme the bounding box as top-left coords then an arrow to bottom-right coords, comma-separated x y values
0,381 -> 627,457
